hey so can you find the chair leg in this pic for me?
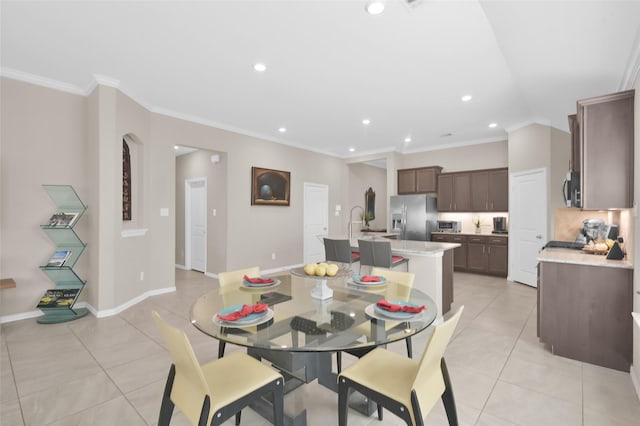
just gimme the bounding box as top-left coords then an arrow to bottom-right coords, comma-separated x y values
440,358 -> 459,426
337,377 -> 350,426
197,395 -> 211,426
405,336 -> 413,358
158,365 -> 176,426
337,351 -> 342,373
235,411 -> 241,425
218,341 -> 226,358
377,403 -> 383,420
272,382 -> 284,426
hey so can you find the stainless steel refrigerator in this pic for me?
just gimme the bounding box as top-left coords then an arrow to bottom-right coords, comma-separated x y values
389,195 -> 438,241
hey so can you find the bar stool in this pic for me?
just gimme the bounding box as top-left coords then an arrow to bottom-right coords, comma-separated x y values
358,239 -> 408,274
324,238 -> 360,266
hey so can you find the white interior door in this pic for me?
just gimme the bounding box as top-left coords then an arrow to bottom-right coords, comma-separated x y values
303,183 -> 328,264
186,178 -> 206,272
509,168 -> 547,286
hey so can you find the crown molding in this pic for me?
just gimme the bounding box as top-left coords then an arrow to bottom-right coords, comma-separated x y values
619,27 -> 640,90
0,67 -> 86,95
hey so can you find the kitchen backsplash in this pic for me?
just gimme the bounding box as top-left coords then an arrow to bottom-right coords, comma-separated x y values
554,207 -> 633,259
438,212 -> 508,234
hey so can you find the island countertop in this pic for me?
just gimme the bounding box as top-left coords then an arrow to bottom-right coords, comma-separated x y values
325,234 -> 460,256
538,247 -> 633,269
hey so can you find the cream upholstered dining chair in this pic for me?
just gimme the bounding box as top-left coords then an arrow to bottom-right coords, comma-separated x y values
152,311 -> 284,426
216,266 -> 261,358
336,267 -> 415,373
324,238 -> 361,266
338,306 -> 464,426
358,239 -> 408,273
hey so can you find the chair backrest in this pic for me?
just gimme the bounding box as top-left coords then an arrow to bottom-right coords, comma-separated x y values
324,238 -> 353,264
152,311 -> 211,425
412,306 -> 464,417
358,239 -> 392,268
218,266 -> 260,287
371,267 -> 414,301
370,267 -> 414,287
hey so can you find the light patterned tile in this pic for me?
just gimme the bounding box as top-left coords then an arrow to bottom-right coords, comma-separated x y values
47,395 -> 146,426
20,370 -> 121,426
475,411 -> 518,425
582,363 -> 640,423
500,352 -> 583,404
484,381 -> 582,426
0,398 -> 23,425
106,350 -> 172,393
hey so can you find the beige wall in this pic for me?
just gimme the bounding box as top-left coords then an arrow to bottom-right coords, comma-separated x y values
399,140 -> 508,172
508,123 -> 571,237
0,79 -> 89,314
347,163 -> 387,231
175,149 -> 228,274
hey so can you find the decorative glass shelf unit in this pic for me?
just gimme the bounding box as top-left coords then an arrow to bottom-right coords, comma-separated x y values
38,185 -> 89,324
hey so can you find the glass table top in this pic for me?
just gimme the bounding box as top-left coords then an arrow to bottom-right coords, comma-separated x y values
190,270 -> 438,353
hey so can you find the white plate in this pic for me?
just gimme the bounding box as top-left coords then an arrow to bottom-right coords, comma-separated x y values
213,308 -> 274,328
373,301 -> 424,320
351,274 -> 387,287
242,278 -> 281,289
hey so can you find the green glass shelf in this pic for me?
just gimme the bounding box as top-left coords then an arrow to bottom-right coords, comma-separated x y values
39,185 -> 88,324
42,185 -> 86,214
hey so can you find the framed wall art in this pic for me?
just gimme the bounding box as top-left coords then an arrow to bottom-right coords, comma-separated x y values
251,167 -> 291,206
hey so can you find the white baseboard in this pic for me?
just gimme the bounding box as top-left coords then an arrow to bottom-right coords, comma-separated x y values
175,264 -> 187,270
0,286 -> 177,323
631,365 -> 640,401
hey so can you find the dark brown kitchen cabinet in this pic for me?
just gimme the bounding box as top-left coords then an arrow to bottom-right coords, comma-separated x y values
470,168 -> 508,212
568,114 -> 581,173
488,169 -> 509,211
432,234 -> 467,269
398,166 -> 442,194
431,233 -> 507,277
578,90 -> 634,209
538,261 -> 632,371
465,235 -> 508,276
437,172 -> 470,211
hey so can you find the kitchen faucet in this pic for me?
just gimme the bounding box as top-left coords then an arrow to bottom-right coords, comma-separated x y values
349,206 -> 364,241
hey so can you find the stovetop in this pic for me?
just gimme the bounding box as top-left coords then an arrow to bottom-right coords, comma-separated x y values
544,240 -> 585,250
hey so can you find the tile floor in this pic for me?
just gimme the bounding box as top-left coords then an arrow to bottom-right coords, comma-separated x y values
1,270 -> 639,425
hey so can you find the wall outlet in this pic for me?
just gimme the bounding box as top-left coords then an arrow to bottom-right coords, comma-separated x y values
140,271 -> 144,281
271,252 -> 276,260
212,208 -> 217,217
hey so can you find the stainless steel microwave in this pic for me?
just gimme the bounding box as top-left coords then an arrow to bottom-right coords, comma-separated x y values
436,220 -> 462,233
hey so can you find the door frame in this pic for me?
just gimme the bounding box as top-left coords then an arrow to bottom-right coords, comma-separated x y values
303,182 -> 329,264
508,167 -> 548,286
185,177 -> 207,272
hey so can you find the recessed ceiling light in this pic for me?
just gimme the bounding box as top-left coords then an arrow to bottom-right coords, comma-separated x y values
440,132 -> 453,137
174,145 -> 179,150
349,148 -> 356,152
362,119 -> 371,125
488,123 -> 497,128
404,137 -> 412,143
461,95 -> 472,102
366,1 -> 385,15
278,127 -> 287,133
253,63 -> 266,72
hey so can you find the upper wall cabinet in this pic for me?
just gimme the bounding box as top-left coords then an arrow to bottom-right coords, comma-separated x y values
439,168 -> 508,212
397,166 -> 442,194
437,172 -> 471,212
577,90 -> 634,209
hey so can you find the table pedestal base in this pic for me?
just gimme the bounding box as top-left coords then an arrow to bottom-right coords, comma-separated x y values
310,279 -> 333,300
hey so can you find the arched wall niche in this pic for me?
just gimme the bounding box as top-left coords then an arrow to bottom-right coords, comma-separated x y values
122,133 -> 145,230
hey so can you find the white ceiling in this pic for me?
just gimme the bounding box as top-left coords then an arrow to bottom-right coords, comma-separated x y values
2,1 -> 639,159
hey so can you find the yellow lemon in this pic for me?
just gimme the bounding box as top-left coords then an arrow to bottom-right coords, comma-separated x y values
303,263 -> 317,275
326,264 -> 339,277
315,265 -> 327,277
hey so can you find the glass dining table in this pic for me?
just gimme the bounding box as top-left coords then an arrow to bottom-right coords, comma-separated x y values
190,267 -> 438,425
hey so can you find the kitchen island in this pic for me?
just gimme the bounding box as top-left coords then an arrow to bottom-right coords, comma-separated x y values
332,234 -> 460,318
537,248 -> 633,371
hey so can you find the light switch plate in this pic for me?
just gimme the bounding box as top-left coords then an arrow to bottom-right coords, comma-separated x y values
160,208 -> 169,217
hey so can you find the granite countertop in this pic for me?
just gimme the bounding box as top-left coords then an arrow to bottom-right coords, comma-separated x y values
538,247 -> 633,269
432,231 -> 509,238
324,234 -> 460,256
